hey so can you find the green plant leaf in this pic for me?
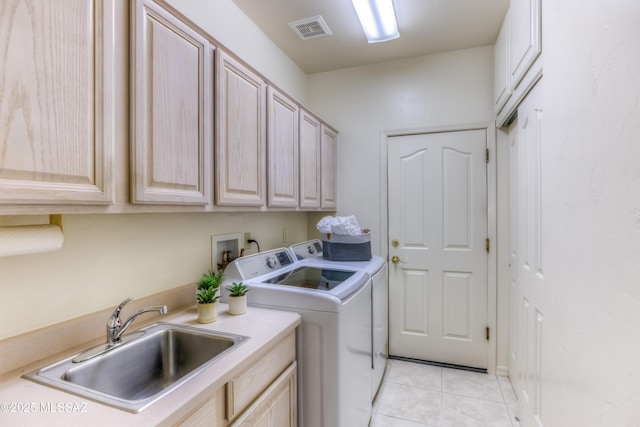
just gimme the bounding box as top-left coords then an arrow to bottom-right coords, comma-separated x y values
197,269 -> 223,290
225,281 -> 250,297
195,286 -> 220,304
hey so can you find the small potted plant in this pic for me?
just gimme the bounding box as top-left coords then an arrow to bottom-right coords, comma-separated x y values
195,270 -> 223,323
225,281 -> 250,315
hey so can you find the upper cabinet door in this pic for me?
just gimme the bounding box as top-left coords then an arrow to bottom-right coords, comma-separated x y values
320,126 -> 337,209
267,87 -> 299,208
299,110 -> 321,209
216,51 -> 267,206
131,0 -> 213,205
494,14 -> 511,114
0,0 -> 115,205
509,0 -> 541,90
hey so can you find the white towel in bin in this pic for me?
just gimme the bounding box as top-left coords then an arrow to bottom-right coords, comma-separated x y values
316,215 -> 363,235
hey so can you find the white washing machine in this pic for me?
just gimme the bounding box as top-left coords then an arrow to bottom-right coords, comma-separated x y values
221,248 -> 372,427
290,239 -> 389,402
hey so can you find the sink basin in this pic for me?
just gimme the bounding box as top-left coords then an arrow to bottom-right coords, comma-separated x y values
23,322 -> 248,412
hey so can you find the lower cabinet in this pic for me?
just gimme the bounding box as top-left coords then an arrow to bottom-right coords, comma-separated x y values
229,363 -> 296,427
176,331 -> 297,427
177,387 -> 227,427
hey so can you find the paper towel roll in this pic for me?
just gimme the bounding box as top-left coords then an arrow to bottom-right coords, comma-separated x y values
0,224 -> 64,257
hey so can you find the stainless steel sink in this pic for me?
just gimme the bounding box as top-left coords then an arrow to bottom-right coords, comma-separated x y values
23,322 -> 248,413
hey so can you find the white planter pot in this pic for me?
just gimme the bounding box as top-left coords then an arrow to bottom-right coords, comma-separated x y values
228,295 -> 247,315
197,301 -> 218,323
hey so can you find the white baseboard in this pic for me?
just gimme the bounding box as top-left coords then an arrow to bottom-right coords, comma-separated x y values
496,365 -> 509,377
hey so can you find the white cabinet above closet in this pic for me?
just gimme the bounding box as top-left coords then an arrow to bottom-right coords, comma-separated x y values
509,0 -> 541,90
494,0 -> 542,126
494,14 -> 511,114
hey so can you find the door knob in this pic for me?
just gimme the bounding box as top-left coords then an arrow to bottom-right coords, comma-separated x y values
391,255 -> 404,264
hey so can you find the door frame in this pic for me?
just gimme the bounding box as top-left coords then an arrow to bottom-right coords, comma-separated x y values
379,121 -> 498,374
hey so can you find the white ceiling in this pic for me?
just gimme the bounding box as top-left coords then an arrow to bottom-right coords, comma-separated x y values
232,0 -> 509,74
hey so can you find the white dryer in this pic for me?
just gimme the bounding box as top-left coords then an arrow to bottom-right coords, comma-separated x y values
221,247 -> 372,427
290,239 -> 389,401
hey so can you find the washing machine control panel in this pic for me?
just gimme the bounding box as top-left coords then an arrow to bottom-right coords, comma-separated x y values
290,239 -> 324,260
234,248 -> 295,279
275,251 -> 294,265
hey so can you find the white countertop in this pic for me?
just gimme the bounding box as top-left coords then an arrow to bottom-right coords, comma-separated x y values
0,303 -> 301,426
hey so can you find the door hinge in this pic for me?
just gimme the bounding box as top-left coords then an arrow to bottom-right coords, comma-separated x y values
486,238 -> 490,253
485,148 -> 489,163
486,327 -> 490,341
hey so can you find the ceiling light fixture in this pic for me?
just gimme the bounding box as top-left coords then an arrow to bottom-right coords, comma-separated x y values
351,0 -> 399,43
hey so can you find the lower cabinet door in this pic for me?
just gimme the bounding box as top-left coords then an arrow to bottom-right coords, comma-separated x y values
177,387 -> 226,427
230,362 -> 297,427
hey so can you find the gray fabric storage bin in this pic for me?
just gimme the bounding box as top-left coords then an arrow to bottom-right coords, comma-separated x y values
322,233 -> 372,261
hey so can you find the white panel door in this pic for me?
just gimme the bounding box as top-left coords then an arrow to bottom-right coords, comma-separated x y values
388,129 -> 488,369
510,80 -> 545,427
508,116 -> 522,396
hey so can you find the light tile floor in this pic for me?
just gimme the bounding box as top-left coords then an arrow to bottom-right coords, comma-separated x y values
371,359 -> 521,427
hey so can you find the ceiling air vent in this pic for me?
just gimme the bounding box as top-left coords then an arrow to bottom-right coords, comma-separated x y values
288,15 -> 332,40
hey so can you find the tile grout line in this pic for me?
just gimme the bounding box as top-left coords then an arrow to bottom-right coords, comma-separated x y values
373,360 -> 515,426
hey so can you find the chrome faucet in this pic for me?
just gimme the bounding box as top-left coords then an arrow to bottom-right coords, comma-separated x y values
107,297 -> 167,346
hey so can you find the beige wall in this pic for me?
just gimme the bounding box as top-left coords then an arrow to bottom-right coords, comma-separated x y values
306,46 -> 495,255
0,212 -> 308,340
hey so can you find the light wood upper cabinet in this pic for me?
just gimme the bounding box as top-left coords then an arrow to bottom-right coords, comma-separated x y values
299,113 -> 338,211
0,0 -> 336,213
267,87 -> 299,208
130,0 -> 213,205
0,0 -> 115,205
216,50 -> 267,206
298,110 -> 321,209
508,0 -> 541,90
320,126 -> 337,209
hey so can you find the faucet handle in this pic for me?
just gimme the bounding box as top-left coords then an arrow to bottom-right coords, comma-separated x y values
116,297 -> 134,310
108,297 -> 134,327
